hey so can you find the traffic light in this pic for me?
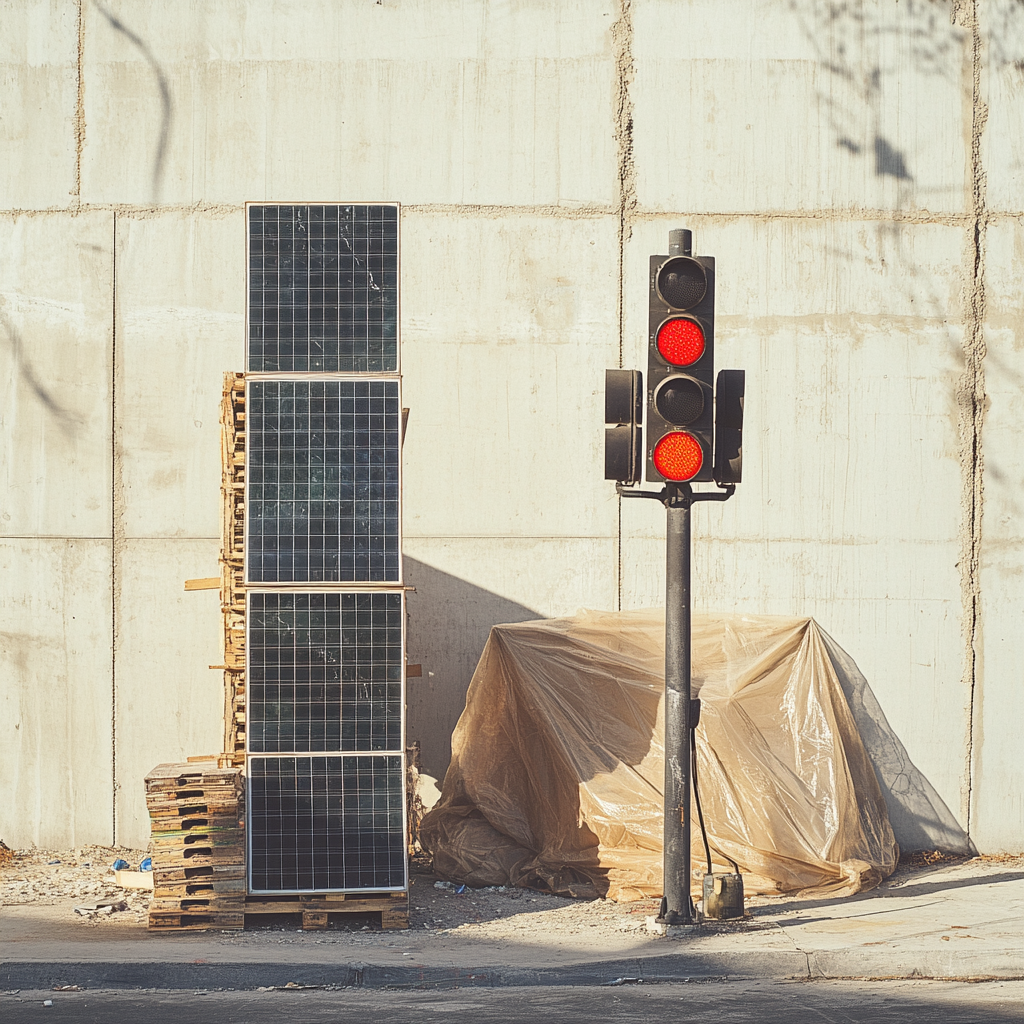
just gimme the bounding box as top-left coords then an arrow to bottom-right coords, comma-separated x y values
713,369 -> 745,485
646,232 -> 715,483
605,368 -> 643,485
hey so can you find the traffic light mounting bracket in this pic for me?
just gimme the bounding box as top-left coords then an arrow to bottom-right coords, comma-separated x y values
616,481 -> 735,509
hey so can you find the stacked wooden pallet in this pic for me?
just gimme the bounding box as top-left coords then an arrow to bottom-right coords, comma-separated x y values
145,759 -> 246,931
219,372 -> 246,766
244,891 -> 410,930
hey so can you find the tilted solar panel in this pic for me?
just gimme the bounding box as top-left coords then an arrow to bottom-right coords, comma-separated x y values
248,204 -> 398,373
246,378 -> 401,584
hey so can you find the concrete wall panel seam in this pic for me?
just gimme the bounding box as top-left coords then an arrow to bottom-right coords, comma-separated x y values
110,209 -> 118,847
956,0 -> 989,840
10,204 -> 1024,225
74,0 -> 85,205
613,0 -> 636,614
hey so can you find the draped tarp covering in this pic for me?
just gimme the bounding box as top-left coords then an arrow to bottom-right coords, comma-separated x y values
419,611 -> 898,902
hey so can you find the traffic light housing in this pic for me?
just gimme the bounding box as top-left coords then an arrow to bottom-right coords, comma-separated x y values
605,368 -> 644,485
713,369 -> 745,485
646,240 -> 715,483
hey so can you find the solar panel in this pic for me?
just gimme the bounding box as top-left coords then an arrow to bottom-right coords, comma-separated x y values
247,591 -> 404,754
248,204 -> 399,373
246,378 -> 401,584
248,755 -> 407,893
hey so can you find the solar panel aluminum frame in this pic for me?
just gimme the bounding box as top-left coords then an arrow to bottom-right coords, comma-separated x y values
245,588 -> 408,895
244,588 -> 407,758
246,201 -> 400,376
242,374 -> 404,588
246,752 -> 409,895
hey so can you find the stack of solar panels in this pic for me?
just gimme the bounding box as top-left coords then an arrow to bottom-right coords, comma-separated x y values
244,204 -> 408,900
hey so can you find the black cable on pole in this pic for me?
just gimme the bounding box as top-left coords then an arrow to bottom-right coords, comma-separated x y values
690,728 -> 713,876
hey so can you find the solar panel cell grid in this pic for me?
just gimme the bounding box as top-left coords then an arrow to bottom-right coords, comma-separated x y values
248,204 -> 398,373
248,755 -> 406,892
246,378 -> 401,584
247,592 -> 403,754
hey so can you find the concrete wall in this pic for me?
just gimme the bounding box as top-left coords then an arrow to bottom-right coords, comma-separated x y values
1,0 -> 1021,852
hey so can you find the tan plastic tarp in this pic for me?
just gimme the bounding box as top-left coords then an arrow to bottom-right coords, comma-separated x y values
420,611 -> 899,901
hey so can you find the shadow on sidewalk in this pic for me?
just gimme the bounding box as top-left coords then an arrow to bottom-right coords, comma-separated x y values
752,868 -> 1024,916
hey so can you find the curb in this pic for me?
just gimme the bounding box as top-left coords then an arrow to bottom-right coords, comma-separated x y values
3,950 -> 1022,991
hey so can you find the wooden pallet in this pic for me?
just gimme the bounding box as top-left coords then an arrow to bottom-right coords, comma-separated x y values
145,760 -> 247,931
149,891 -> 409,932
244,891 -> 409,931
148,909 -> 245,931
220,372 -> 247,763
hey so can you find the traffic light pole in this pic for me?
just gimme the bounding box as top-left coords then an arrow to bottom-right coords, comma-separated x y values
663,482 -> 694,923
620,479 -> 734,924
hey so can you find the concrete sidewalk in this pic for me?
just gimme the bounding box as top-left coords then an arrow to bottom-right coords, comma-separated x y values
2,859 -> 1022,991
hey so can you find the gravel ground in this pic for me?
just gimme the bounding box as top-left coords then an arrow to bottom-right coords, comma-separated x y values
0,845 -> 152,926
0,846 -> 761,939
3,844 -> 1014,942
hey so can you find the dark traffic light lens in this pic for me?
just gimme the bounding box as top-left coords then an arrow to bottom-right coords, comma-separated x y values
656,318 -> 705,366
656,257 -> 706,310
653,432 -> 703,481
654,374 -> 704,425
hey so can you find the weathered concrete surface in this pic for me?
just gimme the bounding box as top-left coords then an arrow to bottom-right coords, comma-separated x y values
114,212 -> 243,540
0,539 -> 113,849
0,1 -> 78,209
113,538 -> 224,849
0,212 -> 113,538
974,219 -> 1024,853
632,1 -> 969,215
401,212 -> 619,541
0,211 -> 115,849
0,0 -> 1021,853
79,1 -> 618,207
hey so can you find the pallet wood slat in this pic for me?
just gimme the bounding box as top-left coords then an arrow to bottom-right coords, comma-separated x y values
147,913 -> 245,931
154,879 -> 247,899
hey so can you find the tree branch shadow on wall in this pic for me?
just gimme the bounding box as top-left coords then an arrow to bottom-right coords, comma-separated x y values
821,627 -> 976,857
404,557 -> 542,782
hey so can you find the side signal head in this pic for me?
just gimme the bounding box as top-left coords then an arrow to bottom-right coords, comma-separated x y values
652,431 -> 703,481
656,318 -> 705,367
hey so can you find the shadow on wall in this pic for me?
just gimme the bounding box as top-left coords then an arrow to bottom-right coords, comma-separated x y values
404,557 -> 541,782
405,559 -> 973,857
821,628 -> 975,857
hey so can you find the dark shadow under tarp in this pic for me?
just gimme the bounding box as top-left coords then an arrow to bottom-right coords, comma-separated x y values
421,611 -> 953,901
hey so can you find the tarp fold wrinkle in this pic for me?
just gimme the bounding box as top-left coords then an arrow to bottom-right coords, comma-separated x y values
419,611 -> 899,901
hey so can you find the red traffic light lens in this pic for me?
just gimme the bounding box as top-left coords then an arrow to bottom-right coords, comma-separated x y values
657,318 -> 705,366
653,432 -> 703,481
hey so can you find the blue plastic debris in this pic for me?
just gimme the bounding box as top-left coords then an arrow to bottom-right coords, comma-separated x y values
139,857 -> 152,872
111,858 -> 129,871
455,884 -> 468,894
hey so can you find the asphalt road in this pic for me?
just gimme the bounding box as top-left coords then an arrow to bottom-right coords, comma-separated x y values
2,980 -> 1023,1023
